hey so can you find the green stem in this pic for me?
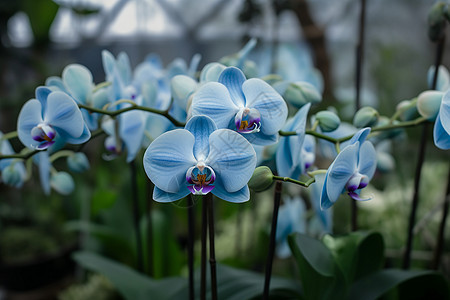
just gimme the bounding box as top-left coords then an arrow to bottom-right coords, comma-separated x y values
272,175 -> 315,187
49,150 -> 75,163
92,81 -> 111,93
78,103 -> 185,127
0,131 -> 18,143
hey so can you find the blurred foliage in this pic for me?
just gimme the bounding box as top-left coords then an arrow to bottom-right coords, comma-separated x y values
59,274 -> 121,300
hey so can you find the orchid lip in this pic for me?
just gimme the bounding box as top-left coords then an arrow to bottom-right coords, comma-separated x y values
235,107 -> 261,134
186,163 -> 216,195
31,123 -> 56,149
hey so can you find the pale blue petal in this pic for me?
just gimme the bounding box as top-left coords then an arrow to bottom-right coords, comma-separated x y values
102,50 -> 116,80
36,86 -> 52,114
81,109 -> 98,131
152,186 -> 190,203
439,90 -> 450,133
120,111 -> 146,162
143,129 -> 196,193
349,127 -> 371,145
62,122 -> 91,145
434,114 -> 450,149
242,78 -> 288,135
185,115 -> 217,161
326,143 -> 359,203
218,67 -> 246,107
276,136 -> 294,177
37,152 -> 51,195
44,91 -> 85,138
191,82 -> 239,128
17,99 -> 44,149
62,64 -> 93,104
312,174 -> 333,231
290,103 -> 310,167
117,52 -> 132,85
145,53 -> 163,69
207,129 -> 256,192
276,240 -> 292,259
320,172 -> 334,210
428,65 -> 450,91
244,131 -> 278,146
188,53 -> 202,77
200,63 -> 226,83
211,176 -> 250,203
358,141 -> 377,179
45,76 -> 67,92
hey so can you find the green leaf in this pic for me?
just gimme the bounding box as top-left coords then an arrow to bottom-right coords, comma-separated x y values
322,231 -> 384,284
349,269 -> 450,300
73,251 -> 187,300
288,233 -> 346,300
215,264 -> 303,300
21,0 -> 59,44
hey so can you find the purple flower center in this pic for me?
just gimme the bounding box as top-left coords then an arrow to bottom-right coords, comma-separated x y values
235,107 -> 261,134
345,173 -> 370,201
186,162 -> 216,195
31,124 -> 56,150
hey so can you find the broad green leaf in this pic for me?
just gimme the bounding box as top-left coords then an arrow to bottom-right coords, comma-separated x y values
349,269 -> 450,300
288,233 -> 346,300
322,231 -> 384,284
214,263 -> 303,300
73,251 -> 187,300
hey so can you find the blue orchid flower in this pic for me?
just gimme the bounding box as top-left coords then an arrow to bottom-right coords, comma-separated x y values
276,103 -> 311,177
143,115 -> 257,203
275,196 -> 306,258
309,173 -> 332,233
427,65 -> 450,91
191,67 -> 288,146
46,64 -> 109,130
17,87 -> 90,150
434,89 -> 450,149
320,128 -> 377,210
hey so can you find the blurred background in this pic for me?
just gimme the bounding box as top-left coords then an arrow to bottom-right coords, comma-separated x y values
1,0 -> 449,299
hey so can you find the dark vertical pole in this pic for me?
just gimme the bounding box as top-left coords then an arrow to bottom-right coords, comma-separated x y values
146,180 -> 153,277
262,181 -> 283,300
432,165 -> 450,270
403,36 -> 445,269
200,196 -> 208,300
188,195 -> 195,300
130,160 -> 143,272
207,194 -> 217,300
352,0 -> 367,232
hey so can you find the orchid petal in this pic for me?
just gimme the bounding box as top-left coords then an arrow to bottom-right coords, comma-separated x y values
17,99 -> 44,149
37,152 -> 51,195
191,82 -> 239,128
349,127 -> 371,145
153,186 -> 191,203
218,67 -> 246,107
117,52 -> 132,85
207,129 -> 256,192
45,76 -> 67,92
36,86 -> 52,115
358,141 -> 377,179
185,115 -> 218,161
44,91 -> 85,138
276,134 -> 294,177
434,114 -> 450,149
326,142 -> 359,203
211,176 -> 250,203
62,122 -> 91,145
62,64 -> 93,104
242,78 -> 288,135
143,129 -> 196,193
244,131 -> 278,145
120,111 -> 146,162
439,90 -> 450,134
102,50 -> 116,80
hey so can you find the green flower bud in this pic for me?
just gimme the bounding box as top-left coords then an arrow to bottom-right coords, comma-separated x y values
396,99 -> 419,121
248,166 -> 274,192
67,152 -> 90,173
315,111 -> 340,132
353,106 -> 379,128
376,116 -> 403,139
417,90 -> 443,121
283,82 -> 322,108
199,63 -> 226,82
50,172 -> 75,195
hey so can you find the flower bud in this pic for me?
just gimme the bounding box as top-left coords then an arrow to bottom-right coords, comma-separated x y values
417,90 -> 443,120
200,63 -> 226,82
248,166 -> 274,192
353,107 -> 379,128
396,99 -> 419,121
315,111 -> 340,132
50,172 -> 75,195
171,75 -> 197,108
376,151 -> 395,173
67,152 -> 90,173
1,165 -> 24,188
283,82 -> 322,108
